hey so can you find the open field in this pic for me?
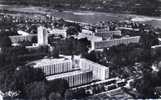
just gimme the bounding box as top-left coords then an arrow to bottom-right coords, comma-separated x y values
0,4 -> 161,28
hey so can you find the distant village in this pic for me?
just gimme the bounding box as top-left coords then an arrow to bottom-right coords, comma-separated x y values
0,11 -> 161,100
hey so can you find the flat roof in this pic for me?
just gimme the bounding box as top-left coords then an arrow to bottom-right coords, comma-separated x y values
77,34 -> 102,42
158,38 -> 161,41
28,58 -> 71,68
151,45 -> 161,49
49,28 -> 66,34
9,34 -> 37,38
17,30 -> 29,36
46,70 -> 92,81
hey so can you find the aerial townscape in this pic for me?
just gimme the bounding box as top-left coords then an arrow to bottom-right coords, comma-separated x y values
0,0 -> 161,100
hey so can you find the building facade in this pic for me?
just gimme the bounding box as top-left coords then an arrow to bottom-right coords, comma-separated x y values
95,30 -> 122,40
48,28 -> 67,38
47,70 -> 93,87
9,34 -> 36,43
95,27 -> 110,33
80,58 -> 109,80
29,57 -> 109,88
37,26 -> 48,45
91,36 -> 140,50
0,91 -> 4,100
31,58 -> 76,76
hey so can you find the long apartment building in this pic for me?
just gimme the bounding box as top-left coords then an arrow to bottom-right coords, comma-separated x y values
48,28 -> 67,38
80,58 -> 109,80
46,70 -> 93,87
9,34 -> 37,43
95,30 -> 122,39
28,56 -> 109,87
9,26 -> 66,45
29,58 -> 76,76
91,36 -> 140,50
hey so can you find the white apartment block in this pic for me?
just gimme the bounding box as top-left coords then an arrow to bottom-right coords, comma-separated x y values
0,91 -> 4,100
28,56 -> 109,87
30,58 -> 76,76
95,30 -> 122,39
37,26 -> 48,45
91,36 -> 140,50
79,58 -> 109,80
46,70 -> 93,87
9,34 -> 36,43
48,28 -> 67,38
95,27 -> 110,33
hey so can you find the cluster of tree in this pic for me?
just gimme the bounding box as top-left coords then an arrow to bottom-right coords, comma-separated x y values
49,18 -> 82,31
0,45 -> 51,70
51,18 -> 66,29
50,37 -> 90,56
140,30 -> 159,49
84,44 -> 146,78
0,66 -> 46,98
85,29 -> 159,64
0,66 -> 69,100
0,36 -> 69,100
66,22 -> 82,32
66,25 -> 81,36
121,25 -> 153,37
18,41 -> 33,46
0,34 -> 12,48
84,43 -> 151,67
133,69 -> 161,98
48,79 -> 69,99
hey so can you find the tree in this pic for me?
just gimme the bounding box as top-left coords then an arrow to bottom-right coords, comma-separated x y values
0,35 -> 12,48
134,68 -> 161,98
38,45 -> 49,54
127,48 -> 142,64
0,66 -> 46,98
48,92 -> 63,100
13,66 -> 46,96
140,31 -> 159,49
29,25 -> 37,34
18,40 -> 32,46
78,38 -> 91,55
135,71 -> 156,98
57,18 -> 65,28
84,51 -> 100,62
31,36 -> 37,43
140,49 -> 152,63
49,46 -> 59,58
25,81 -> 48,100
66,26 -> 79,36
48,79 -> 69,97
108,44 -> 130,66
156,70 -> 161,85
0,71 -> 16,93
73,23 -> 82,33
0,54 -> 5,67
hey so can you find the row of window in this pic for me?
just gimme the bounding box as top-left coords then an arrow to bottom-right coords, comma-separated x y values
9,35 -> 35,43
81,60 -> 109,80
40,62 -> 73,75
62,71 -> 93,87
95,36 -> 140,49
